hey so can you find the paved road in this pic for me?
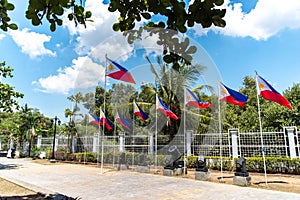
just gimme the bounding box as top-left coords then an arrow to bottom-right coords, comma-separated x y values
1,157 -> 300,200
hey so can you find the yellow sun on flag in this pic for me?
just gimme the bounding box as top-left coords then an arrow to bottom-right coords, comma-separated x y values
157,101 -> 161,107
221,88 -> 228,95
108,64 -> 114,71
259,83 -> 265,89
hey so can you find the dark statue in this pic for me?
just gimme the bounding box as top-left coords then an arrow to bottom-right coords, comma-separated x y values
118,152 -> 129,170
164,145 -> 183,170
138,152 -> 147,166
235,156 -> 249,177
195,155 -> 208,172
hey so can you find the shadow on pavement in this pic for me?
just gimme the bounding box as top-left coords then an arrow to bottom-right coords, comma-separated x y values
0,163 -> 21,170
0,193 -> 81,200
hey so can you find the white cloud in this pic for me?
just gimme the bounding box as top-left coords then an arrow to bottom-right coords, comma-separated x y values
9,28 -> 56,59
63,0 -> 136,61
193,0 -> 300,40
33,56 -> 105,94
0,34 -> 5,40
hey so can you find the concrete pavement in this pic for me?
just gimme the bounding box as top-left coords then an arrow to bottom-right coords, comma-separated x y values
1,157 -> 300,200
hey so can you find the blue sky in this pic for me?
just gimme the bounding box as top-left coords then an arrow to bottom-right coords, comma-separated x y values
1,0 -> 300,122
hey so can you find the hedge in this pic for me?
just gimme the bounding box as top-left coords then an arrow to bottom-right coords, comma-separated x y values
49,151 -> 300,175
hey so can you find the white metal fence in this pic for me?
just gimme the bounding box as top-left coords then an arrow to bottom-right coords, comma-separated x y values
32,126 -> 300,160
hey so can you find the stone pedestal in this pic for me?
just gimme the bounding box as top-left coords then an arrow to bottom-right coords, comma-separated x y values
136,165 -> 150,173
195,171 -> 211,181
174,167 -> 183,175
163,169 -> 174,176
163,168 -> 183,176
117,164 -> 129,171
233,176 -> 251,186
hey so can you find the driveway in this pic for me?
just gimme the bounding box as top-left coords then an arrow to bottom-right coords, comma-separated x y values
1,158 -> 300,200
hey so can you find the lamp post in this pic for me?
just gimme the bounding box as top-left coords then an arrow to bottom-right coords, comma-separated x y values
50,116 -> 61,163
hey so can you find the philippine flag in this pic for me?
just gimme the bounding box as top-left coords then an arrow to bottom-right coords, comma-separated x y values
156,95 -> 179,120
116,111 -> 131,130
106,57 -> 136,84
256,74 -> 292,109
100,108 -> 113,131
219,82 -> 248,108
89,112 -> 102,125
133,100 -> 148,122
185,88 -> 212,108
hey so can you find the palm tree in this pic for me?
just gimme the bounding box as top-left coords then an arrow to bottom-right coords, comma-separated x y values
66,92 -> 83,152
145,56 -> 212,141
19,104 -> 42,157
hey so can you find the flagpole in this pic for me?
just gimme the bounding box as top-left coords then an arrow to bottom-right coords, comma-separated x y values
183,87 -> 187,176
113,114 -> 117,167
218,82 -> 224,182
155,94 -> 158,172
255,72 -> 268,186
100,55 -> 108,174
132,100 -> 135,170
85,116 -> 88,164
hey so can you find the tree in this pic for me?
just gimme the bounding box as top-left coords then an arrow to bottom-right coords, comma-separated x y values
110,0 -> 226,69
223,76 -> 297,132
145,56 -> 210,141
0,0 -> 92,32
0,62 -> 24,112
2,0 -> 226,70
18,104 -> 51,157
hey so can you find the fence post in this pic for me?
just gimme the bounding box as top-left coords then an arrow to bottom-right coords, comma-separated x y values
0,138 -> 2,150
119,133 -> 125,152
286,127 -> 297,159
37,135 -> 42,148
230,129 -> 239,158
9,138 -> 14,149
186,130 -> 193,156
149,132 -> 154,156
93,133 -> 98,153
72,136 -> 77,153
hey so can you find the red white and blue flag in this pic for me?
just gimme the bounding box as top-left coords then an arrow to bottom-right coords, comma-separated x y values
256,74 -> 292,109
100,108 -> 113,131
106,57 -> 136,84
116,111 -> 131,130
156,95 -> 179,120
89,112 -> 102,125
219,82 -> 248,108
133,100 -> 148,122
185,88 -> 212,108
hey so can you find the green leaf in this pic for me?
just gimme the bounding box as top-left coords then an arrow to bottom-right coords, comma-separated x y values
54,6 -> 64,15
186,46 -> 197,54
141,12 -> 151,20
50,22 -> 56,32
178,25 -> 187,33
163,55 -> 173,63
85,11 -> 92,18
68,13 -> 74,21
56,19 -> 63,26
8,23 -> 18,30
212,16 -> 226,28
32,16 -> 40,26
214,0 -> 224,6
5,3 -> 15,11
112,23 -> 120,31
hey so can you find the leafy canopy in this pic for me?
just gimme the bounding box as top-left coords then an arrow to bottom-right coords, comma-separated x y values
0,62 -> 24,112
1,0 -> 226,70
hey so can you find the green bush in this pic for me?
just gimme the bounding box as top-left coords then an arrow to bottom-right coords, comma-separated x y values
186,156 -> 300,175
52,151 -> 300,175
